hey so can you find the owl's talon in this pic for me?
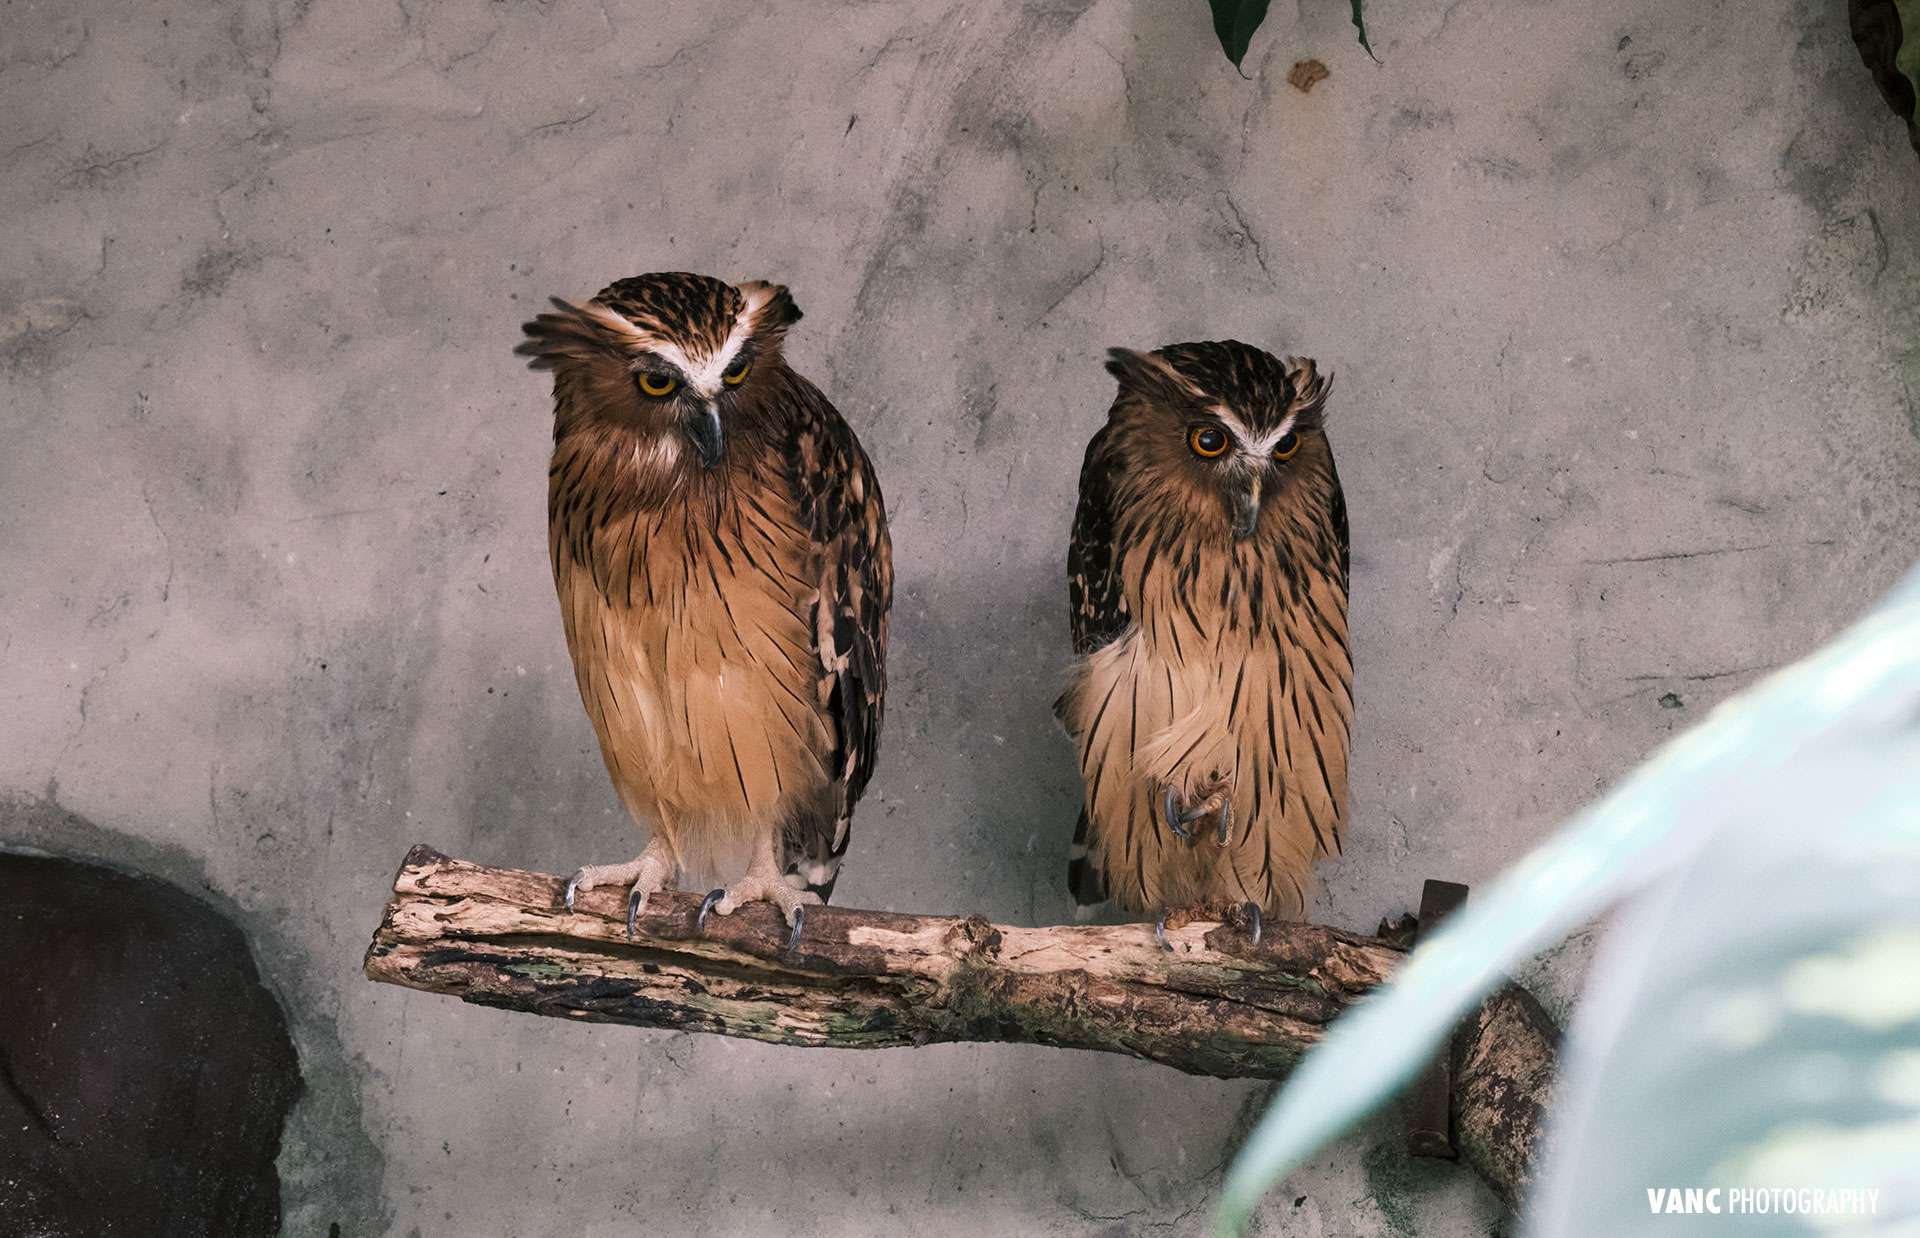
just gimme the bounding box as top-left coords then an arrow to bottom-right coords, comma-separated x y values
564,848 -> 672,920
1162,788 -> 1192,839
1215,798 -> 1233,847
786,905 -> 805,954
697,888 -> 726,933
1243,901 -> 1262,946
1154,911 -> 1173,952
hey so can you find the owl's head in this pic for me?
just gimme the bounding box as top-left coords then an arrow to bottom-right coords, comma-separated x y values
1103,340 -> 1335,541
517,271 -> 801,470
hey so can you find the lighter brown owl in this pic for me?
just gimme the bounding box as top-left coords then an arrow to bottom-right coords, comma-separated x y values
518,272 -> 891,950
1056,341 -> 1351,944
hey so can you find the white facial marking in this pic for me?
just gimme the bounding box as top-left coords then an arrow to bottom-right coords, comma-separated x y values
626,323 -> 747,398
607,299 -> 751,398
1213,406 -> 1300,456
687,320 -> 750,397
640,339 -> 692,375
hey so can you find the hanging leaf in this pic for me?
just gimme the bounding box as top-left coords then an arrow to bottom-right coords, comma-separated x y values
1208,0 -> 1272,73
1351,0 -> 1379,62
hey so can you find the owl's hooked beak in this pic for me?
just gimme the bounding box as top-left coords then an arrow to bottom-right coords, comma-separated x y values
685,403 -> 723,470
1230,476 -> 1262,539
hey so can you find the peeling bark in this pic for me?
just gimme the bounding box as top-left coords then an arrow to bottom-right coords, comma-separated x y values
364,845 -> 1555,1208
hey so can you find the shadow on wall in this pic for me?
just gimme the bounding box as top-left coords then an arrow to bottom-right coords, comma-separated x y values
855,556 -> 1087,923
0,850 -> 302,1235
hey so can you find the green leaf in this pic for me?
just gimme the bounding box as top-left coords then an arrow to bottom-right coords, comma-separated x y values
1897,0 -> 1920,118
1351,0 -> 1379,62
1208,0 -> 1272,73
1212,561 -> 1920,1236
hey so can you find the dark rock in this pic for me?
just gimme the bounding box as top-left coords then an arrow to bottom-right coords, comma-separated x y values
0,854 -> 301,1236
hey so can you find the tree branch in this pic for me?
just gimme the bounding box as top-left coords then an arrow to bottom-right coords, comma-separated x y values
363,845 -> 1554,1209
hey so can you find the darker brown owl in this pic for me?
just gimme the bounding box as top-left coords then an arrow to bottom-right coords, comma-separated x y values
1057,341 -> 1352,944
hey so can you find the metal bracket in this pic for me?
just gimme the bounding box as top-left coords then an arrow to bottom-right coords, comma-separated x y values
1405,878 -> 1470,1159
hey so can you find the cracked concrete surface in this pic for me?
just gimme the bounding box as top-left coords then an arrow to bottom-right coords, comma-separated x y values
3,0 -> 1918,1234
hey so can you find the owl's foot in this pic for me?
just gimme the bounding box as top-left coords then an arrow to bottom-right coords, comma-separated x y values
1160,787 -> 1233,845
1232,900 -> 1262,946
561,841 -> 676,938
696,870 -> 821,954
1154,900 -> 1263,951
1208,794 -> 1234,847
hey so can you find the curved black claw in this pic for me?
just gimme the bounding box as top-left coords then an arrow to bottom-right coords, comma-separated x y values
697,888 -> 726,933
786,905 -> 805,955
1154,911 -> 1173,952
1162,788 -> 1192,840
1215,799 -> 1232,847
626,885 -> 649,938
562,870 -> 585,912
1242,901 -> 1262,947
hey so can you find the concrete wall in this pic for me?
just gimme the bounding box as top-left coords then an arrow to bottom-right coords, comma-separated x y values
4,0 -> 1917,1233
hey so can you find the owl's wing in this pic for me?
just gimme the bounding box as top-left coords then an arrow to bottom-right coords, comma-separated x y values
1067,424 -> 1131,656
1327,456 -> 1351,589
782,376 -> 892,902
1063,424 -> 1131,909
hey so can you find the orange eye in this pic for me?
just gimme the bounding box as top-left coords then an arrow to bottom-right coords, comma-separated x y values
1272,432 -> 1300,460
1188,425 -> 1229,458
637,372 -> 677,398
723,360 -> 751,386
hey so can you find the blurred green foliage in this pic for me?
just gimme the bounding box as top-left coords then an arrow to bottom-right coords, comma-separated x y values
1216,562 -> 1920,1235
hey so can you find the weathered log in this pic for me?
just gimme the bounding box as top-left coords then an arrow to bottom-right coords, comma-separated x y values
363,844 -> 1554,1208
1451,982 -> 1561,1211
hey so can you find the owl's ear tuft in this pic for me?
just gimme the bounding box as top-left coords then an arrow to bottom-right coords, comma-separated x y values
516,297 -> 643,371
1284,356 -> 1334,421
1104,347 -> 1187,401
739,281 -> 803,340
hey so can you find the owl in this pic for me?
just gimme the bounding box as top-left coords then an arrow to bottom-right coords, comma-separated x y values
1056,341 -> 1351,945
517,272 -> 891,951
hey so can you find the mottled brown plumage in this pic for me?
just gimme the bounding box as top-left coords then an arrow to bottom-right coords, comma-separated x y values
1057,341 -> 1351,927
518,272 -> 891,940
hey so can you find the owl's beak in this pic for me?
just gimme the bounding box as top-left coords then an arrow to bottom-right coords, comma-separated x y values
685,403 -> 723,470
1230,476 -> 1262,539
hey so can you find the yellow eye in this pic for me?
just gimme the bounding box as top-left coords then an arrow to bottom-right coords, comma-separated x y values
1188,425 -> 1229,458
1272,431 -> 1300,460
723,360 -> 751,386
637,372 -> 677,398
